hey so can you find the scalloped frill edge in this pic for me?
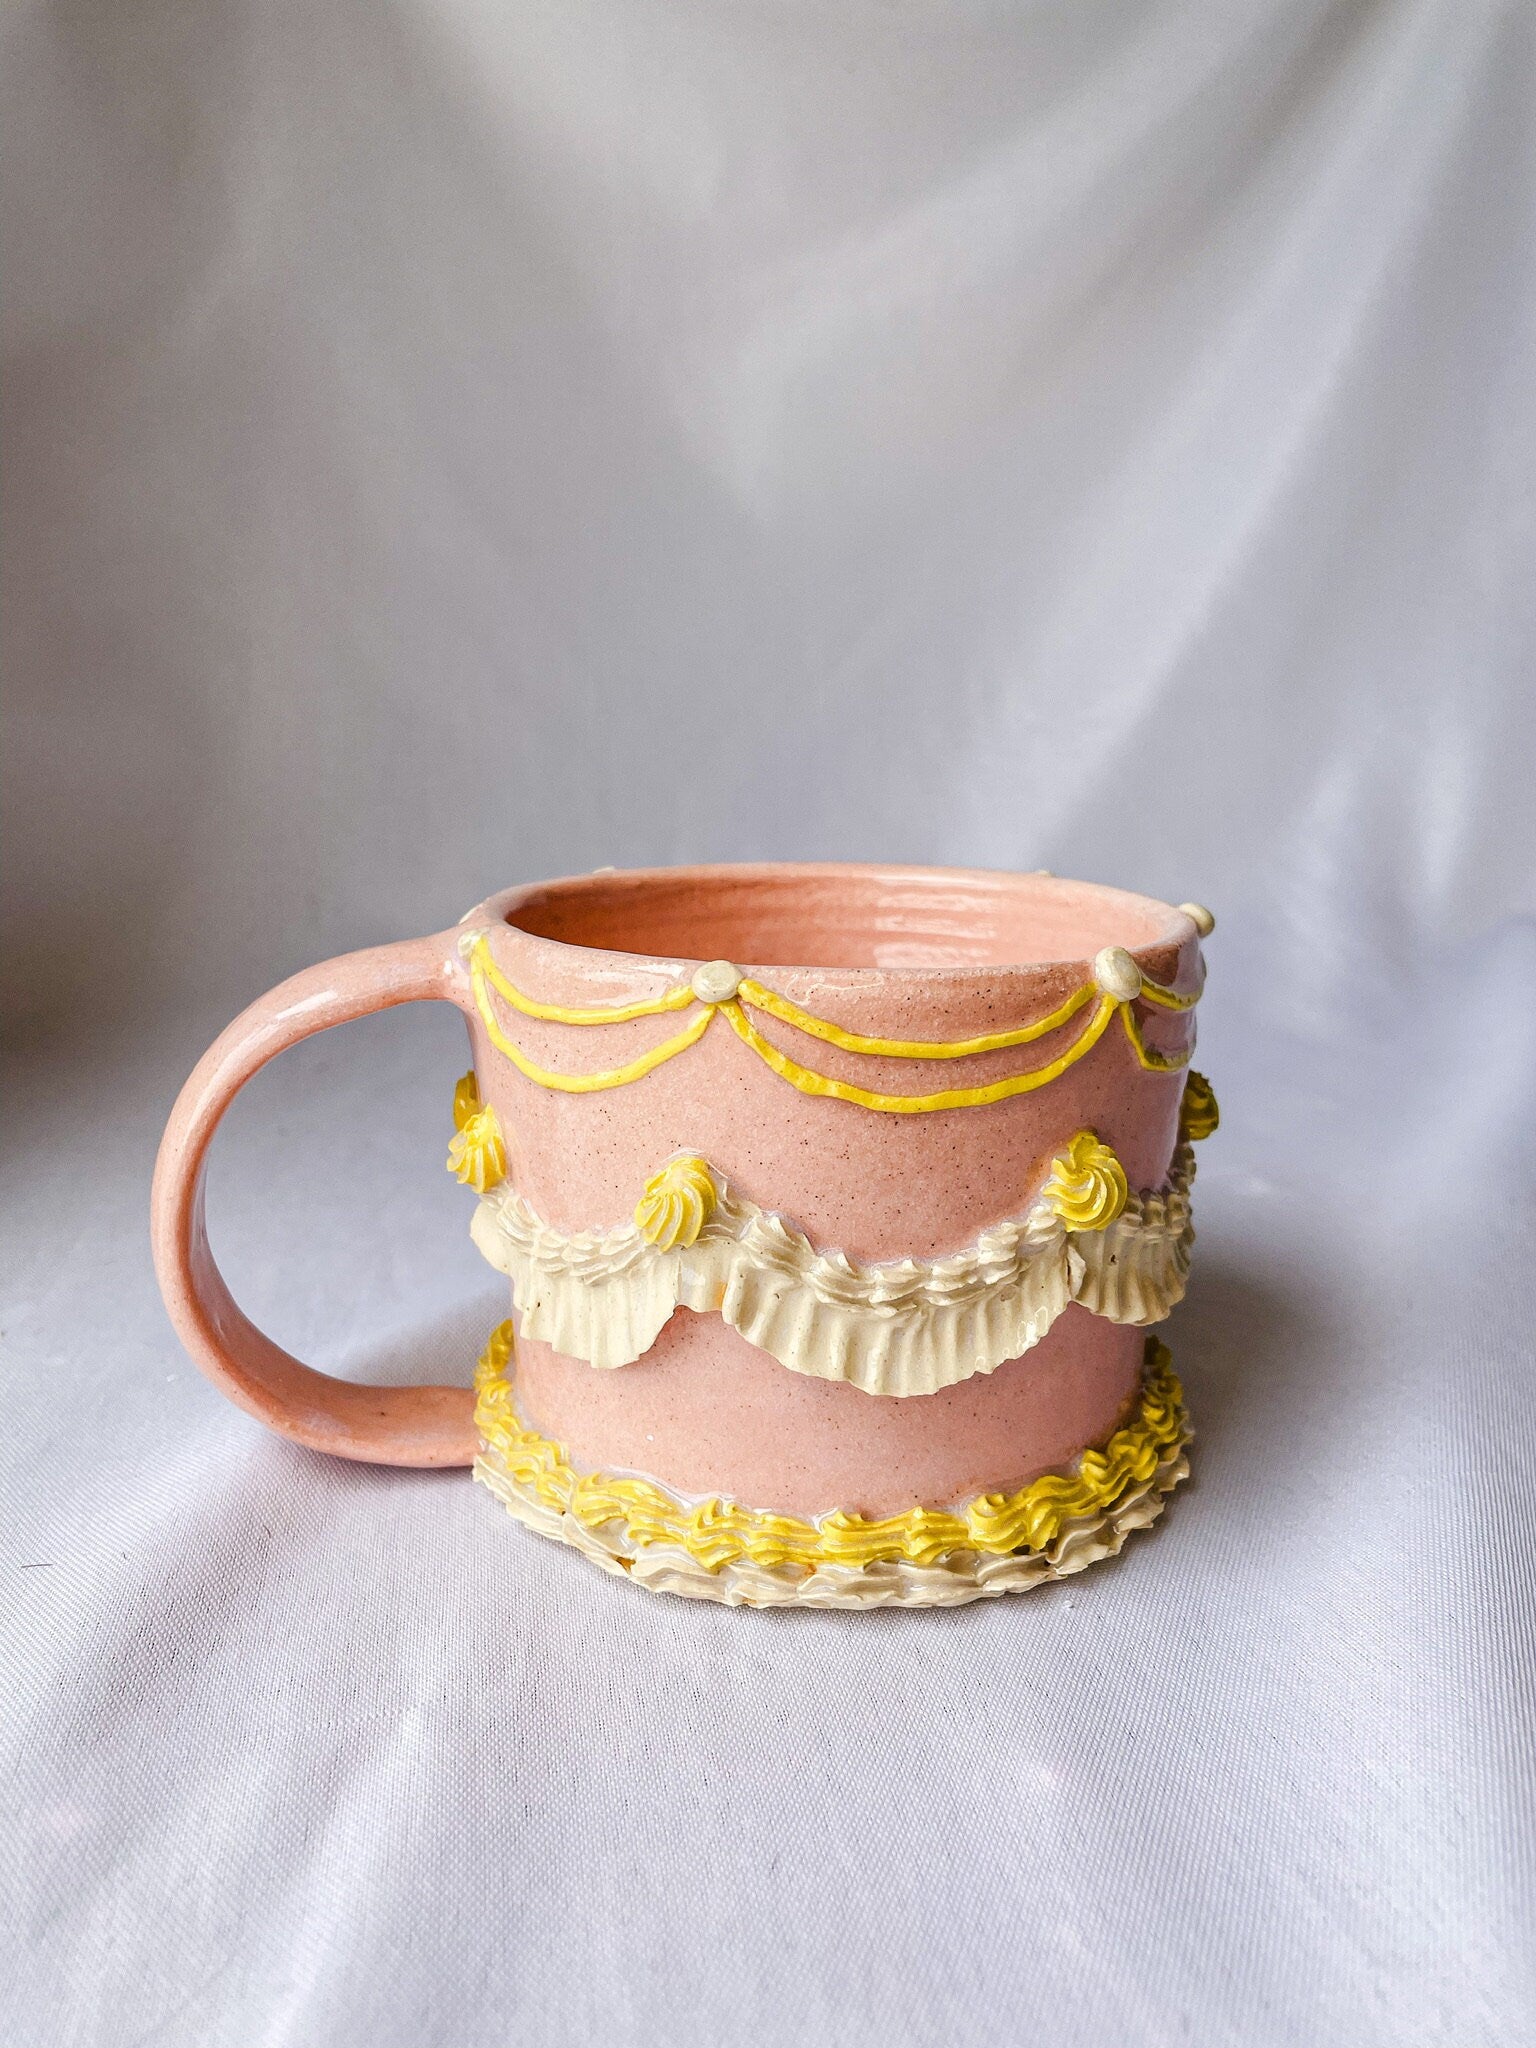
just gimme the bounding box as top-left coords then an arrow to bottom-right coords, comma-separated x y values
470,1144 -> 1196,1397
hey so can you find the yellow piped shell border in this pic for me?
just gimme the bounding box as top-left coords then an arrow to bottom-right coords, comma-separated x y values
473,1327 -> 1192,1608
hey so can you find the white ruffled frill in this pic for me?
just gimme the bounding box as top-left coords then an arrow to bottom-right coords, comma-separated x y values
469,1144 -> 1195,1398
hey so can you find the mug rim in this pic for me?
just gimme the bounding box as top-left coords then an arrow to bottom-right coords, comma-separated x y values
466,861 -> 1199,990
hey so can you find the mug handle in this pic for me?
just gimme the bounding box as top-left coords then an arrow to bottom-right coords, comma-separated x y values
150,930 -> 479,1467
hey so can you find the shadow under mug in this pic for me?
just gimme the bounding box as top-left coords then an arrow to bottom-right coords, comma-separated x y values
152,862 -> 1216,1608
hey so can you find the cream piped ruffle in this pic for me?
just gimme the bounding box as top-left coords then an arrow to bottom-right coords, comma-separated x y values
470,1143 -> 1195,1398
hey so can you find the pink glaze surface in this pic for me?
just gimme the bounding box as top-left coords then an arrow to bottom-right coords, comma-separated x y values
469,865 -> 1200,1514
472,866 -> 1200,1264
151,863 -> 1203,1500
514,1306 -> 1147,1520
151,931 -> 480,1464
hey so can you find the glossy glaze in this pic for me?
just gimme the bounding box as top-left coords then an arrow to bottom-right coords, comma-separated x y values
152,864 -> 1204,1513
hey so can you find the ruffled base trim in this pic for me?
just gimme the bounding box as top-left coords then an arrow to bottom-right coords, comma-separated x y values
476,1443 -> 1189,1608
472,1331 -> 1192,1610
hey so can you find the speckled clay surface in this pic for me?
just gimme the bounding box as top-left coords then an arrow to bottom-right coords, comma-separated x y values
152,864 -> 1202,1507
468,866 -> 1199,1515
513,1308 -> 1149,1520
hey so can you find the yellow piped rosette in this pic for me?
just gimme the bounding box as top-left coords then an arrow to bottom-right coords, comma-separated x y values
634,1155 -> 717,1250
1043,1130 -> 1129,1230
446,1071 -> 506,1194
1180,1069 -> 1220,1142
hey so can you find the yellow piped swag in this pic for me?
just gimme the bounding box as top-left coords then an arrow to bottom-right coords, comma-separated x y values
465,927 -> 1209,1115
473,1322 -> 1189,1575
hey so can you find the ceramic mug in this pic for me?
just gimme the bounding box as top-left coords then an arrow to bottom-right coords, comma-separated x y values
152,863 -> 1218,1608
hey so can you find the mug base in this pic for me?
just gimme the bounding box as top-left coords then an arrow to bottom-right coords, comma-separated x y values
472,1331 -> 1192,1610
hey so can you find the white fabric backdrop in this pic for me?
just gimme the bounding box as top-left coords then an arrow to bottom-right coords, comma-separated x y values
3,1 -> 1534,2042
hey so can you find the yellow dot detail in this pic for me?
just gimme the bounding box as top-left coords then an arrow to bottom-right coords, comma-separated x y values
1043,1130 -> 1129,1231
634,1155 -> 717,1250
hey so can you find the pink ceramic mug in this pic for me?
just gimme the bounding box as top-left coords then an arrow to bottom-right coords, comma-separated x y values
152,863 -> 1218,1608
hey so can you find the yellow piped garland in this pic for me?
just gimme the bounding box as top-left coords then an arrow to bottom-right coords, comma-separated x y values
1044,1131 -> 1129,1231
473,1323 -> 1188,1574
446,1071 -> 506,1193
466,933 -> 1204,1114
737,975 -> 1102,1058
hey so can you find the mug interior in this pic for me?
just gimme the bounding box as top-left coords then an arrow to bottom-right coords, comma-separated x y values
503,864 -> 1181,972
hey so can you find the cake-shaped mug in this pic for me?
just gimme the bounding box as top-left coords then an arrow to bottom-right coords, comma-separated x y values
151,862 -> 1218,1608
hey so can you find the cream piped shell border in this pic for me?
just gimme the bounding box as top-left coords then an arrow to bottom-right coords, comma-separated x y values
470,1143 -> 1196,1398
